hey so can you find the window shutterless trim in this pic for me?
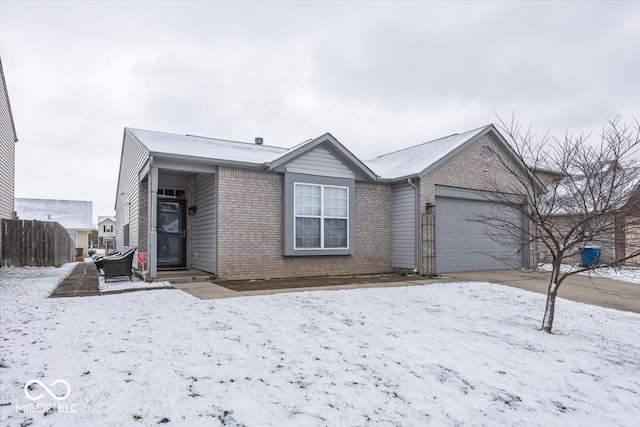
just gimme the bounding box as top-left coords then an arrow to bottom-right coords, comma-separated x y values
283,173 -> 355,256
293,183 -> 349,250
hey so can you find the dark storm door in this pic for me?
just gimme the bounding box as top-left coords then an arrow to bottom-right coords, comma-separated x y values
157,199 -> 187,269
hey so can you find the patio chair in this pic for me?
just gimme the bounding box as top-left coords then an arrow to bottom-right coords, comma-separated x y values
93,251 -> 122,273
102,247 -> 137,282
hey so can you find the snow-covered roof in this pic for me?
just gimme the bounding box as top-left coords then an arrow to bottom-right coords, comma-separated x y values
364,126 -> 489,180
126,125 -> 513,182
15,198 -> 93,230
127,128 -> 287,165
545,167 -> 640,216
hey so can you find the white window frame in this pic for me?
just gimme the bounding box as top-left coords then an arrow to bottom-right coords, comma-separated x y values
123,201 -> 130,224
294,183 -> 349,250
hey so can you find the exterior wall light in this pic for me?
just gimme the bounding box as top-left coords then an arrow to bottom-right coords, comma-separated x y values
188,205 -> 197,216
426,203 -> 436,214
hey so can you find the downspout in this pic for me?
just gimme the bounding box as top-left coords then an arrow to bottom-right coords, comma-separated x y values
407,178 -> 419,273
148,156 -> 158,280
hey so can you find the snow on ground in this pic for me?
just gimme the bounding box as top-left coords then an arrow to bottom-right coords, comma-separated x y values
539,264 -> 640,284
1,265 -> 639,427
98,275 -> 172,293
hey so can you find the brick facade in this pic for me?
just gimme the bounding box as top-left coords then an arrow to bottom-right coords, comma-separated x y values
216,167 -> 392,280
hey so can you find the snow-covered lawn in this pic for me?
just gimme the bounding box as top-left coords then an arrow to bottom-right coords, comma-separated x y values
539,264 -> 640,284
1,265 -> 639,426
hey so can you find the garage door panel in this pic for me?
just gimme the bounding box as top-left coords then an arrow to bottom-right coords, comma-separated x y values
436,196 -> 522,273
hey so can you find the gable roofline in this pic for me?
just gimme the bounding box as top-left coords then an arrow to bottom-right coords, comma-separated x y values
365,126 -> 488,181
418,125 -> 491,176
0,58 -> 18,143
482,124 -> 546,193
267,132 -> 378,181
114,128 -> 145,210
380,126 -> 487,159
421,124 -> 545,192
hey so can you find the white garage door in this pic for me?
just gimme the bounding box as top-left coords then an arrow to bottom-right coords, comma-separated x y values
435,194 -> 523,273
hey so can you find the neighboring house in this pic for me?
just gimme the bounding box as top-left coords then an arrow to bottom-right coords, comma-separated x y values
0,58 -> 17,221
15,198 -> 94,258
617,178 -> 640,265
530,167 -> 567,187
0,58 -> 18,259
114,125 -> 537,280
0,58 -> 18,264
97,216 -> 116,249
535,164 -> 640,265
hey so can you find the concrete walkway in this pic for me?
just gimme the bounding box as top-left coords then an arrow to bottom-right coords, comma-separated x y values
449,270 -> 640,314
173,269 -> 640,315
53,264 -> 640,315
171,275 -> 454,300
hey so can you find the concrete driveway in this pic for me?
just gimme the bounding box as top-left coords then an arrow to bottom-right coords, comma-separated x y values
449,270 -> 640,314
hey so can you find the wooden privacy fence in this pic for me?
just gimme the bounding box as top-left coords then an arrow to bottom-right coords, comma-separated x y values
1,219 -> 75,267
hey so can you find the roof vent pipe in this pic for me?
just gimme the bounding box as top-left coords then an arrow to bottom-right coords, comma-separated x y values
255,137 -> 263,145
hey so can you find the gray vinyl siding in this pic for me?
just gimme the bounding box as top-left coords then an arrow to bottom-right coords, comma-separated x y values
0,61 -> 17,220
115,131 -> 150,252
392,183 -> 417,269
192,173 -> 217,273
285,147 -> 355,179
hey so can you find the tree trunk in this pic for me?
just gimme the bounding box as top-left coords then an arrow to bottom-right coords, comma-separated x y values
542,268 -> 560,333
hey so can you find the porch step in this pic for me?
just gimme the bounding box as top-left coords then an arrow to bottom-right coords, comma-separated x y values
154,270 -> 218,284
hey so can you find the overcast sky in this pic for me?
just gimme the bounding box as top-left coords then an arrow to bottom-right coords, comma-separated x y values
1,1 -> 639,222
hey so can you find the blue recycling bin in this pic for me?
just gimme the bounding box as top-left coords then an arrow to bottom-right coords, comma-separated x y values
580,246 -> 601,267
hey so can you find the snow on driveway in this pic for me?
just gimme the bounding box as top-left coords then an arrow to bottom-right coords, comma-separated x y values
1,264 -> 639,426
539,264 -> 640,284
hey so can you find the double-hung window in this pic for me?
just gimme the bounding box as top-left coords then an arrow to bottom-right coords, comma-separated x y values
295,183 -> 348,249
284,173 -> 354,256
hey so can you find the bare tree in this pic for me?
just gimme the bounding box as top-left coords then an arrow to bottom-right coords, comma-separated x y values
477,115 -> 640,333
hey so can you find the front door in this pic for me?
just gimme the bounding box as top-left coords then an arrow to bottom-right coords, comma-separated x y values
157,199 -> 187,269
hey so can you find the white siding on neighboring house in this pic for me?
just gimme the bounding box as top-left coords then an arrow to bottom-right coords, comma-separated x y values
192,173 -> 217,273
392,183 -> 417,270
98,218 -> 116,247
115,131 -> 150,251
0,59 -> 17,220
285,147 -> 355,179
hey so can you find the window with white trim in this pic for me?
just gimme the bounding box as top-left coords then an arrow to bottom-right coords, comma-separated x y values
123,201 -> 130,246
294,183 -> 348,249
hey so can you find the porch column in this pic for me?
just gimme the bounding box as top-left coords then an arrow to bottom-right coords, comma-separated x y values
148,166 -> 158,279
